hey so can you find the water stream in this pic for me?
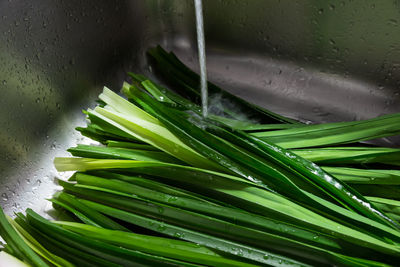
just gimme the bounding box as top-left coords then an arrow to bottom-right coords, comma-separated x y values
194,0 -> 208,117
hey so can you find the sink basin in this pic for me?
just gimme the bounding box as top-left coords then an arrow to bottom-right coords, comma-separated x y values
1,0 -> 399,215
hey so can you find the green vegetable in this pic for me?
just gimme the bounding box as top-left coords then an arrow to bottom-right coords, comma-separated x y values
367,197 -> 400,221
72,173 -> 342,249
146,46 -> 298,124
0,207 -> 49,267
106,140 -> 160,151
322,167 -> 400,185
208,115 -> 301,131
126,85 -> 398,230
68,144 -> 183,164
2,45 -> 400,267
25,209 -> 199,266
292,147 -> 400,166
79,198 -> 311,266
351,184 -> 400,201
55,221 -> 259,267
93,87 -> 222,171
9,217 -> 74,267
49,192 -> 129,231
54,158 -> 400,258
252,113 -> 400,148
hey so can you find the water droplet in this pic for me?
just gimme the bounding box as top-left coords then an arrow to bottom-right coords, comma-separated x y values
237,248 -> 244,256
318,8 -> 324,14
262,80 -> 272,86
2,80 -> 6,85
1,193 -> 8,201
313,235 -> 319,240
157,223 -> 166,232
231,247 -> 239,255
174,232 -> 184,238
167,196 -> 178,202
32,179 -> 42,190
263,254 -> 269,260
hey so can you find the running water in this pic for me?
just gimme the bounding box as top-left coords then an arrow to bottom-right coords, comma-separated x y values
194,0 -> 208,117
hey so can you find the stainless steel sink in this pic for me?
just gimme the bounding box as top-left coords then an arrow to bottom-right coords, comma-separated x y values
1,0 -> 399,215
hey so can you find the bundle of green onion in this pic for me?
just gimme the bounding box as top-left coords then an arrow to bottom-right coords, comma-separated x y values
1,46 -> 400,266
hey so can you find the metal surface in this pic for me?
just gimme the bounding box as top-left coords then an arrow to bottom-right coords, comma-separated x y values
0,0 -> 399,215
